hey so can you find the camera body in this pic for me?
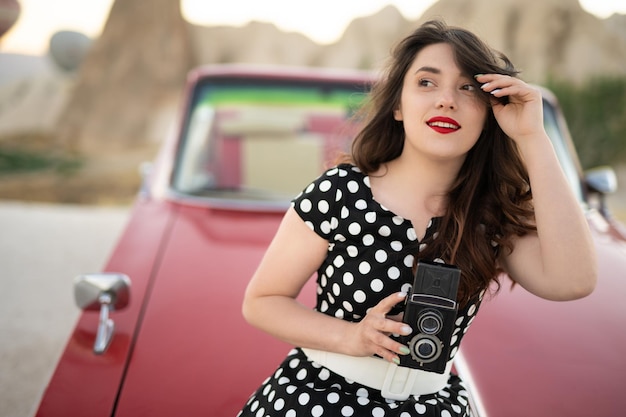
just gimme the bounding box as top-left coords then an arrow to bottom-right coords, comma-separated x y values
396,260 -> 461,373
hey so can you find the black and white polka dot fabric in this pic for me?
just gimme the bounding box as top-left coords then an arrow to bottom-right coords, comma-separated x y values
238,164 -> 484,417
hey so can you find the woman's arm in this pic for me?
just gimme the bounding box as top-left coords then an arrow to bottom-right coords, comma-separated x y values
242,207 -> 412,362
477,74 -> 597,301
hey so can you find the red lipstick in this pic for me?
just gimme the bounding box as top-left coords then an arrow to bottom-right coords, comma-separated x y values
427,116 -> 460,134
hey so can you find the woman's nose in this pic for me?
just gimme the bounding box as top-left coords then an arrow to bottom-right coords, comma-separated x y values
436,90 -> 456,109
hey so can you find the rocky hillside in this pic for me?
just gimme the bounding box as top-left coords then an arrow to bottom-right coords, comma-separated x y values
417,0 -> 626,83
189,0 -> 626,82
53,0 -> 193,155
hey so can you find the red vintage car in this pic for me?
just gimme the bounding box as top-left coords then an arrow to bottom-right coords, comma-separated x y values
34,65 -> 626,417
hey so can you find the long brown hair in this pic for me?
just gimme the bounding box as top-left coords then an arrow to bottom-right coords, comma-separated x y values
350,20 -> 536,305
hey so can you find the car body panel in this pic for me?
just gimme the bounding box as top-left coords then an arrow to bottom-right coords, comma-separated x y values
113,205 -> 316,416
35,65 -> 626,417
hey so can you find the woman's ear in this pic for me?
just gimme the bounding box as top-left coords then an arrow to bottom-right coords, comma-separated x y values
393,107 -> 403,121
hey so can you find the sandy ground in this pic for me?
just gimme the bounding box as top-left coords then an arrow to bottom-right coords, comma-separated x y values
0,201 -> 130,417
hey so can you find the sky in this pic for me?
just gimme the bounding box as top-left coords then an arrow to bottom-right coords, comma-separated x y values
1,0 -> 625,56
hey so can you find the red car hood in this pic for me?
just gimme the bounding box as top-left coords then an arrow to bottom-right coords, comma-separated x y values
113,203 -> 313,416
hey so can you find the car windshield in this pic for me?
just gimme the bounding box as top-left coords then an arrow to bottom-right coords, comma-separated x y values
172,76 -> 585,207
172,76 -> 370,204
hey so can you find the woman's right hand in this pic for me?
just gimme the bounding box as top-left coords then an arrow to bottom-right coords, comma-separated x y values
343,292 -> 413,364
244,209 -> 414,362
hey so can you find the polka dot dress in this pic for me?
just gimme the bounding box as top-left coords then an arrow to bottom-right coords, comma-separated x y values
237,164 -> 485,417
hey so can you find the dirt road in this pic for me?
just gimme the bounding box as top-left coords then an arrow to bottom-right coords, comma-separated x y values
0,201 -> 130,417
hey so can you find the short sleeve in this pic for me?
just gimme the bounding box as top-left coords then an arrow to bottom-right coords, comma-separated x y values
291,166 -> 345,240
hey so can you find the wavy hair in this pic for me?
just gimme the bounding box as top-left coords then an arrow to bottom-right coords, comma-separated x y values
350,20 -> 536,305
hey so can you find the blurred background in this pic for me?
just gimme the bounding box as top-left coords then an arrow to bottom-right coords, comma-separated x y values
0,0 -> 625,205
0,0 -> 625,416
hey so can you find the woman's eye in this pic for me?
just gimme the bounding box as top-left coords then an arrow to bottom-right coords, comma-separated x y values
418,79 -> 434,87
461,83 -> 477,91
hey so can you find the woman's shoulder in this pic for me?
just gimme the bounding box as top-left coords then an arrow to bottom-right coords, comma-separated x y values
324,163 -> 366,181
311,164 -> 370,195
292,164 -> 369,206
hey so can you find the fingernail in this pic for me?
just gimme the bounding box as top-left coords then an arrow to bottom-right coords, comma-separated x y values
397,292 -> 407,298
474,74 -> 485,79
490,89 -> 501,95
392,357 -> 400,365
399,346 -> 411,355
401,325 -> 413,335
480,83 -> 490,90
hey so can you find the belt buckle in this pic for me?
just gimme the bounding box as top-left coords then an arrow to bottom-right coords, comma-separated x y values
381,362 -> 417,401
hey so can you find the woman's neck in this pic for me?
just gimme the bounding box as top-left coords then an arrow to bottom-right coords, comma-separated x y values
369,153 -> 462,222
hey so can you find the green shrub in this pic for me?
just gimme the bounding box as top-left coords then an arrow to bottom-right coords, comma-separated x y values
0,148 -> 82,175
546,77 -> 626,169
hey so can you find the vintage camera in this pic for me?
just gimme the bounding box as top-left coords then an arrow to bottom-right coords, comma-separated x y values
396,260 -> 461,373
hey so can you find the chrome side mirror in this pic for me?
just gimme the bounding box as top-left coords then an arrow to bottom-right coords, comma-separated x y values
74,273 -> 131,354
585,166 -> 617,195
585,166 -> 618,217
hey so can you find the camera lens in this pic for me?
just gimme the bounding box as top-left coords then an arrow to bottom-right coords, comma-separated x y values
417,340 -> 436,358
415,339 -> 437,359
417,310 -> 443,335
409,334 -> 442,363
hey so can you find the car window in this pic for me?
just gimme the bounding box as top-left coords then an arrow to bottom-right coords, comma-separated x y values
172,77 -> 369,203
542,99 -> 584,203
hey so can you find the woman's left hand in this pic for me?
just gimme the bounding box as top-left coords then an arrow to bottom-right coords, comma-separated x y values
475,74 -> 545,143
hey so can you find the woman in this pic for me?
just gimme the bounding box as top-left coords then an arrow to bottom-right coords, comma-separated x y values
237,20 -> 596,416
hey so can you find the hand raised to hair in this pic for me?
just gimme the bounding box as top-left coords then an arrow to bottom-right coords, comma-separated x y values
476,74 -> 546,143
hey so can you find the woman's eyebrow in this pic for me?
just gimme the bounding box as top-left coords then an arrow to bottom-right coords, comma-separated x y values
414,66 -> 441,75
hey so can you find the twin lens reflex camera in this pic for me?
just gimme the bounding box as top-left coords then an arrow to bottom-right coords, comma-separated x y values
395,260 -> 461,374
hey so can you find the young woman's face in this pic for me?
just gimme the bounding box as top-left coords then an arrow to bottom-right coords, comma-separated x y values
394,42 -> 488,164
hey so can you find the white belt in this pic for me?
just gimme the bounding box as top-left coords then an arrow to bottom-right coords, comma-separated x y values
301,348 -> 452,401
